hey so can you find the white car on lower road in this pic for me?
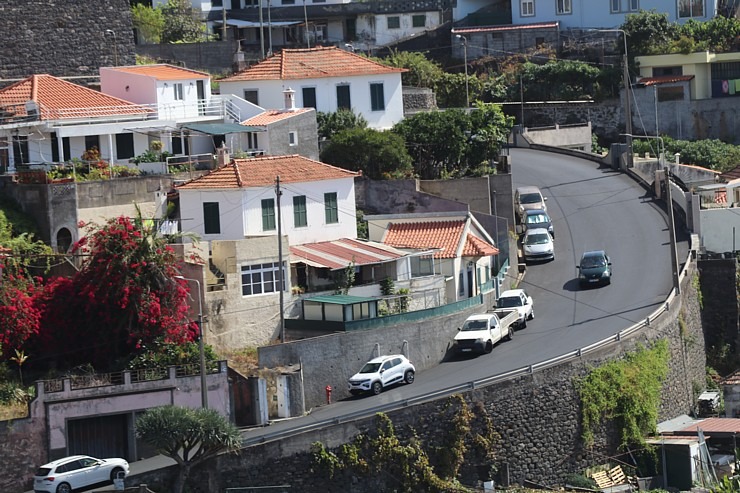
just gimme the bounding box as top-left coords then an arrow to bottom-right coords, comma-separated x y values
495,289 -> 534,328
33,455 -> 129,493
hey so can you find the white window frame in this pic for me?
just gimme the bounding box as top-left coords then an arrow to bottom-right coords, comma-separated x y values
521,0 -> 535,16
289,131 -> 298,146
556,0 -> 572,14
173,83 -> 184,100
677,0 -> 704,18
611,0 -> 639,12
241,262 -> 287,297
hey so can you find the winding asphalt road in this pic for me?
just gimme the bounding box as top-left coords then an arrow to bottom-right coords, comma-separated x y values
227,148 -> 691,446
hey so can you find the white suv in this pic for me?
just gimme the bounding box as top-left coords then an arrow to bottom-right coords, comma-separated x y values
348,354 -> 415,395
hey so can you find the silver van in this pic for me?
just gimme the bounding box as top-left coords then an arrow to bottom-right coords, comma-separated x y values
515,186 -> 547,223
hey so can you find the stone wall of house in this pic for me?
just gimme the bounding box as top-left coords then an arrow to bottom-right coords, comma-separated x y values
264,110 -> 320,161
0,0 -> 135,80
697,256 -> 740,373
0,416 -> 46,492
355,177 -> 469,215
125,257 -> 705,492
403,86 -> 437,114
136,42 -> 245,76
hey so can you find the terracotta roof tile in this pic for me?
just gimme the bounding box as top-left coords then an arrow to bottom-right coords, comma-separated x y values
720,165 -> 740,183
176,154 -> 359,190
220,46 -> 406,82
0,74 -> 151,120
383,220 -> 466,259
111,64 -> 210,80
463,234 -> 499,256
290,238 -> 406,270
721,369 -> 740,385
638,75 -> 694,86
242,108 -> 313,126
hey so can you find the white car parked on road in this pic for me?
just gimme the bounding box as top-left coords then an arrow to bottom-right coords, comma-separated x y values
496,289 -> 534,328
33,455 -> 129,493
348,354 -> 415,396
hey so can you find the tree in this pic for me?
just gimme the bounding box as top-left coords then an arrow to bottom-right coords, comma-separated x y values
161,0 -> 209,44
30,213 -> 198,371
316,109 -> 367,141
136,405 -> 241,493
434,72 -> 484,108
621,10 -> 679,57
319,127 -> 413,179
379,50 -> 445,88
131,3 -> 165,44
392,104 -> 513,179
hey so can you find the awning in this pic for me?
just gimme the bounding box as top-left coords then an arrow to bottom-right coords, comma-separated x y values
215,19 -> 303,28
290,238 -> 409,270
303,294 -> 377,305
180,123 -> 262,135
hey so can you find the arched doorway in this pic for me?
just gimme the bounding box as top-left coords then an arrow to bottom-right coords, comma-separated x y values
56,227 -> 72,253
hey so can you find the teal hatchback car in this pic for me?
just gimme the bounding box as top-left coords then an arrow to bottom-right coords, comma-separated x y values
577,250 -> 612,286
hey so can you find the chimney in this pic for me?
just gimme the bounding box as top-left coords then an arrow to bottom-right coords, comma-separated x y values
283,87 -> 296,112
233,44 -> 247,72
217,142 -> 230,167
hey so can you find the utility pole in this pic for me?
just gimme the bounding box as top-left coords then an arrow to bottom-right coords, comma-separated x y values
663,156 -> 681,294
520,74 -> 525,126
623,51 -> 633,165
275,176 -> 285,342
259,0 -> 265,59
303,0 -> 310,48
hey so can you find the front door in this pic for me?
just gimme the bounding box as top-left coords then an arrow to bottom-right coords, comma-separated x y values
197,80 -> 206,116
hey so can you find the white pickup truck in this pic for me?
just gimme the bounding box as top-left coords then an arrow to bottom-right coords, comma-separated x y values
494,289 -> 534,329
453,309 -> 519,355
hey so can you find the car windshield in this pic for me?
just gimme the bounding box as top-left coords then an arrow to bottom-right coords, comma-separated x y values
525,233 -> 550,245
461,319 -> 488,331
359,362 -> 381,374
520,193 -> 542,204
497,296 -> 521,308
35,467 -> 52,476
581,255 -> 606,268
526,213 -> 548,225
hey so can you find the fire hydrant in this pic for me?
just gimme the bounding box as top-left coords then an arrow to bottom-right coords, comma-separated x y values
325,385 -> 332,405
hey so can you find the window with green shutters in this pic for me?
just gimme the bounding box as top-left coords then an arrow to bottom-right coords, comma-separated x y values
336,85 -> 351,110
262,198 -> 276,231
370,83 -> 385,111
203,202 -> 221,234
293,195 -> 307,227
324,192 -> 338,224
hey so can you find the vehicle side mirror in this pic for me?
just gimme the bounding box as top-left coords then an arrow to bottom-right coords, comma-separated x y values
608,262 -> 612,265
544,197 -> 548,201
457,327 -> 462,331
576,265 -> 581,270
379,369 -> 385,374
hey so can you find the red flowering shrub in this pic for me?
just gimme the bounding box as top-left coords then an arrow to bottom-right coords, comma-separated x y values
31,216 -> 197,371
0,273 -> 42,359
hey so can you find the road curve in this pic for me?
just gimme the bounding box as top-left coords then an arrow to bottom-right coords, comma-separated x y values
238,148 -> 689,442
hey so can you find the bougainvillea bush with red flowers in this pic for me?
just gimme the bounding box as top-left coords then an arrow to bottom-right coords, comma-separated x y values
27,215 -> 199,371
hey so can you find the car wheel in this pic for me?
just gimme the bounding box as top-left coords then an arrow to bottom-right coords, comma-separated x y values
404,370 -> 415,384
110,467 -> 124,482
371,381 -> 382,395
56,483 -> 72,493
528,309 -> 534,320
506,327 -> 514,341
485,340 -> 493,353
521,317 -> 527,329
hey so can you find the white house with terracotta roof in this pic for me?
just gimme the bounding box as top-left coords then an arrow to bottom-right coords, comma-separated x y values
218,46 -> 406,130
365,211 -> 499,301
176,154 -> 359,244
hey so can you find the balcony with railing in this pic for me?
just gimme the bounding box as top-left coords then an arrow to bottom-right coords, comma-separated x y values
0,95 -> 243,128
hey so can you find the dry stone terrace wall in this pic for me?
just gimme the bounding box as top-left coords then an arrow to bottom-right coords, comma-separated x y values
0,0 -> 135,80
125,258 -> 704,492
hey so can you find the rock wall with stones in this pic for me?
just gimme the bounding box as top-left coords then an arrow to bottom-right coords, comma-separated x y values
0,0 -> 135,80
0,416 -> 47,492
126,258 -> 705,492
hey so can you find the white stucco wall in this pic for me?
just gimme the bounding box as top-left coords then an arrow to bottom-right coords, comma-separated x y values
698,207 -> 740,253
219,72 -> 404,129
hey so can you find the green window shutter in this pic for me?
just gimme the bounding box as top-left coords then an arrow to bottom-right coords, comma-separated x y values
262,198 -> 276,231
324,192 -> 338,224
370,83 -> 385,111
336,85 -> 351,110
203,202 -> 221,234
293,195 -> 307,227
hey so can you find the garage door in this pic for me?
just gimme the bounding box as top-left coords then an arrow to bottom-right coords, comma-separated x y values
67,414 -> 129,459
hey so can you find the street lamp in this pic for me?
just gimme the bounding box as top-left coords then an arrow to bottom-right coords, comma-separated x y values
595,29 -> 632,160
456,34 -> 469,108
175,275 -> 208,409
621,133 -> 680,294
104,29 -> 119,67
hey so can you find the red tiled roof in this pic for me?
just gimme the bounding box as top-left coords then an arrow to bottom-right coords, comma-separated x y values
452,22 -> 559,34
111,64 -> 210,80
242,108 -> 313,126
0,74 -> 151,120
638,75 -> 694,86
463,233 -> 499,256
721,369 -> 740,385
678,417 -> 740,434
220,46 -> 406,82
720,165 -> 740,183
176,154 -> 359,190
290,238 -> 406,270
